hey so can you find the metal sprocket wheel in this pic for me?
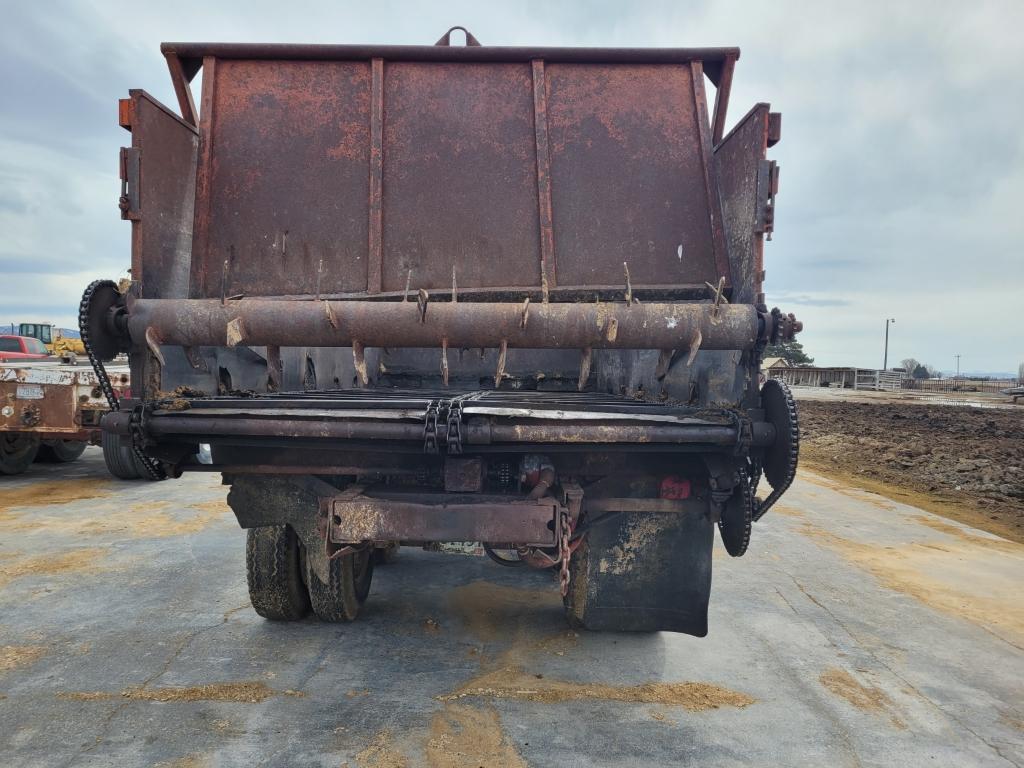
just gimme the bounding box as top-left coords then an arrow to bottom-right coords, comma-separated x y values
754,378 -> 800,521
718,467 -> 753,557
762,379 -> 798,488
80,280 -> 127,362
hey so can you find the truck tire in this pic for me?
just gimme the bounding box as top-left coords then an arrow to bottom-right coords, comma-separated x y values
38,439 -> 88,463
0,433 -> 40,475
306,549 -> 374,622
101,431 -> 141,480
246,525 -> 311,621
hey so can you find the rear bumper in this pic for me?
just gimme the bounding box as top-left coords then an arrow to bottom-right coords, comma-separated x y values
327,488 -> 561,547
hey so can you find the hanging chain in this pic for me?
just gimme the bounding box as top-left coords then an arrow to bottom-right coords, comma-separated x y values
79,280 -> 166,481
558,507 -> 572,596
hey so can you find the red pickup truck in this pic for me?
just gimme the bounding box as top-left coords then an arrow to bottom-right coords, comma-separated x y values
0,335 -> 51,361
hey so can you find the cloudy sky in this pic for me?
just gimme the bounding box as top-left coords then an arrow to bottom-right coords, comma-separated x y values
2,0 -> 1020,374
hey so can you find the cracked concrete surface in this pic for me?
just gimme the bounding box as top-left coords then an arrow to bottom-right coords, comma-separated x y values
0,449 -> 1021,767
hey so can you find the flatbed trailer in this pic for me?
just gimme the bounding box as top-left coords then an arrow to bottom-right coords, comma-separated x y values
84,29 -> 803,634
0,359 -> 131,474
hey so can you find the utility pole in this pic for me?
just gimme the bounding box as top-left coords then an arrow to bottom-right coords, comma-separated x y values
955,354 -> 961,377
883,318 -> 895,370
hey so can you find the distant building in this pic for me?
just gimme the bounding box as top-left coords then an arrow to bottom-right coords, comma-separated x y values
761,357 -> 790,371
768,366 -> 904,392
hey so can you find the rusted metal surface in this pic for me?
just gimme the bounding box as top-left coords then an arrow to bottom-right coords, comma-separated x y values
690,62 -> 733,285
128,299 -> 763,350
444,457 -> 483,492
137,387 -> 769,452
120,90 -> 199,299
471,422 -> 747,446
163,42 -> 739,78
328,491 -> 560,546
0,362 -> 128,440
381,62 -> 541,292
169,44 -> 741,301
546,62 -> 727,289
143,413 -> 753,447
715,103 -> 777,306
193,59 -> 371,298
89,35 -> 812,637
710,55 -> 736,145
367,58 -> 384,293
105,36 -> 801,481
164,52 -> 198,126
148,416 -> 422,441
531,60 -> 556,295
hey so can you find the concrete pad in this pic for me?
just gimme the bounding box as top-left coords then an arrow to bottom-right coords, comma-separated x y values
0,450 -> 1021,766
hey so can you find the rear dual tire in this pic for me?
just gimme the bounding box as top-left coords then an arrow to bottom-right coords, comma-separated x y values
0,433 -> 40,475
245,525 -> 373,622
101,431 -> 153,480
306,549 -> 374,622
246,525 -> 311,621
37,439 -> 87,463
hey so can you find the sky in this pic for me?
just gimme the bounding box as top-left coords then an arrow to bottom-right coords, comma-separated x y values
1,0 -> 1021,375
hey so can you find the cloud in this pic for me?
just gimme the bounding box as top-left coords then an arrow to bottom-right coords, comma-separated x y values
768,294 -> 851,308
0,0 -> 1021,370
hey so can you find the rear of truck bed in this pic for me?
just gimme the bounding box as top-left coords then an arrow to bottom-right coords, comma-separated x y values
83,30 -> 801,634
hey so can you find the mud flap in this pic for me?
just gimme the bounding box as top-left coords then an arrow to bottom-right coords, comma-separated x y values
566,506 -> 713,635
227,475 -> 332,584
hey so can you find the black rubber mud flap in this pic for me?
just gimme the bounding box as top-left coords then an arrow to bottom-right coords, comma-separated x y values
565,506 -> 713,635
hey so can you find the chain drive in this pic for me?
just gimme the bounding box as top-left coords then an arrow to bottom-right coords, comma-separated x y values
558,507 -> 572,597
79,280 -> 166,481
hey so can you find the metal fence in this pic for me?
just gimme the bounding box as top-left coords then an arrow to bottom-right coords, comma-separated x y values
902,378 -> 1015,394
855,369 -> 903,392
768,367 -> 903,392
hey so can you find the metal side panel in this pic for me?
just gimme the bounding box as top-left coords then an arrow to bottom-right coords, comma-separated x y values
123,90 -> 199,299
546,63 -> 722,288
380,62 -> 543,292
183,50 -> 736,299
193,59 -> 372,298
714,103 -> 776,306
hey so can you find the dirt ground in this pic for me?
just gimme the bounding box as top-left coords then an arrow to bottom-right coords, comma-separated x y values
798,399 -> 1024,542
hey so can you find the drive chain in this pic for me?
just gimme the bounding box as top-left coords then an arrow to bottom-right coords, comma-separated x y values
79,280 -> 166,481
558,507 -> 572,597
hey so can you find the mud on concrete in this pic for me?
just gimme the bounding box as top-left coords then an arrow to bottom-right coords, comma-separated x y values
798,400 -> 1024,541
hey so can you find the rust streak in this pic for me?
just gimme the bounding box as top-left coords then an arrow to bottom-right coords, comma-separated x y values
191,56 -> 217,296
367,57 -> 384,294
532,59 -> 556,299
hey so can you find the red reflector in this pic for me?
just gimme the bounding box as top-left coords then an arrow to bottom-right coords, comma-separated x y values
659,476 -> 691,500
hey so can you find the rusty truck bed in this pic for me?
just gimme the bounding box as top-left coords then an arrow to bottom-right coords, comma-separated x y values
84,32 -> 802,634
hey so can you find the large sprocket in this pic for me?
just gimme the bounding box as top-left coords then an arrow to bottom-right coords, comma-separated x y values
79,280 -> 129,362
754,378 -> 799,521
719,466 -> 753,557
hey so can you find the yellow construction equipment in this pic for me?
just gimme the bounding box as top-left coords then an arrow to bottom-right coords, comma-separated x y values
17,322 -> 85,357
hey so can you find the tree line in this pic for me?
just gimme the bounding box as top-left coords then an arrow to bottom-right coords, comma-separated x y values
898,359 -> 940,379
